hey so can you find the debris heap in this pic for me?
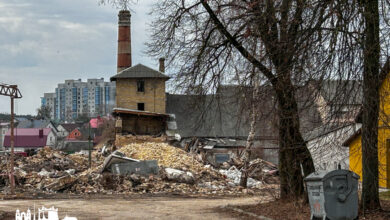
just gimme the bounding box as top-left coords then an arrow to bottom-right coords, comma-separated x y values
0,138 -> 278,196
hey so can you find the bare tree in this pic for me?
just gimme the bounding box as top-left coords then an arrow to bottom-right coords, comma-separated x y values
144,0 -> 363,198
101,0 -> 385,200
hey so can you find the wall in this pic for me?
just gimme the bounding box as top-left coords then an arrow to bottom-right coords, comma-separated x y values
67,129 -> 82,140
116,78 -> 166,113
308,124 -> 360,172
0,126 -> 10,150
56,125 -> 69,138
120,114 -> 166,135
46,132 -> 56,147
348,72 -> 390,188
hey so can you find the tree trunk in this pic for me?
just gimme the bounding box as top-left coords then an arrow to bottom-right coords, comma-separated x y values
239,115 -> 256,187
240,70 -> 260,188
361,0 -> 381,211
275,78 -> 315,198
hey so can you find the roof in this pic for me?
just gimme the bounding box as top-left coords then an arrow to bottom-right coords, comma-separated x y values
354,58 -> 390,123
166,84 -> 322,139
110,64 -> 170,81
303,123 -> 353,142
59,123 -> 83,132
0,122 -> 10,127
89,117 -> 104,129
17,119 -> 51,129
113,108 -> 169,117
317,80 -> 362,105
4,128 -> 52,148
342,127 -> 362,147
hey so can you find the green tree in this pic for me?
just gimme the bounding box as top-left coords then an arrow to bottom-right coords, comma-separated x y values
36,105 -> 52,120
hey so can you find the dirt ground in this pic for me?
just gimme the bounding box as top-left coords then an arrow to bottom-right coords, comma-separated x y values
0,195 -> 269,220
219,199 -> 390,220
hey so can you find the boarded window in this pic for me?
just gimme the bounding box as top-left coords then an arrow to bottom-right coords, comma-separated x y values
138,103 -> 145,111
137,80 -> 145,92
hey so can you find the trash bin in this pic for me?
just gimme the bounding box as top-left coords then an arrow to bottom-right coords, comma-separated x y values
304,169 -> 360,220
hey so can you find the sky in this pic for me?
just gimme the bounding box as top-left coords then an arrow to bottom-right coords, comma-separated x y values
0,0 -> 158,115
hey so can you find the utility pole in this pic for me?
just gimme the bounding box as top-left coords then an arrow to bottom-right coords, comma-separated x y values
0,83 -> 22,195
10,97 -> 15,194
88,121 -> 92,168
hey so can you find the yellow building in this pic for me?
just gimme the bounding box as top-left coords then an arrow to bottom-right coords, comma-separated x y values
110,63 -> 170,135
343,72 -> 390,188
111,64 -> 169,113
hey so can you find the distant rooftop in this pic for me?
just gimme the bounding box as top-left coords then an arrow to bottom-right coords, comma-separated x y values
110,64 -> 170,81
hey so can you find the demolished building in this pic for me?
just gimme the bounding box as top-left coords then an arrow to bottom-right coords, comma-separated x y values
109,9 -> 363,167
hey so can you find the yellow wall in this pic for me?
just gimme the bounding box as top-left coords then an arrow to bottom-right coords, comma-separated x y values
349,72 -> 390,188
115,78 -> 166,113
349,129 -> 389,188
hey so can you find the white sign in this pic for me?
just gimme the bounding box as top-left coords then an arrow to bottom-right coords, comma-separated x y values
15,206 -> 78,220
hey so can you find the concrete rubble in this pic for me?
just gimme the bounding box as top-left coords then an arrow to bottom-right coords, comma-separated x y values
0,136 -> 279,196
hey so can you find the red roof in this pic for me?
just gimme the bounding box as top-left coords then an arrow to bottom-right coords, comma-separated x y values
4,128 -> 51,148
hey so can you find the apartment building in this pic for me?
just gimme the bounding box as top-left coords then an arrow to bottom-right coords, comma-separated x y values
41,78 -> 116,121
41,93 -> 56,119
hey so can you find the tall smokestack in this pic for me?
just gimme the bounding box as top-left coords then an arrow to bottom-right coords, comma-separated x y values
117,10 -> 132,73
159,58 -> 165,73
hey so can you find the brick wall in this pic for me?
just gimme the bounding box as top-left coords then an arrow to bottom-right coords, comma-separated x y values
116,78 -> 166,113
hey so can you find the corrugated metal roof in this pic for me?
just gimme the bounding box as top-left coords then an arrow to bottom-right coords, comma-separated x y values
17,119 -> 50,129
110,64 -> 170,81
4,128 -> 52,148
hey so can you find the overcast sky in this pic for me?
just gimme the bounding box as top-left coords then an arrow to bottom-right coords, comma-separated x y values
0,0 -> 158,115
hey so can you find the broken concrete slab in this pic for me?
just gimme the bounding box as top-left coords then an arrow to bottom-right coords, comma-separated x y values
110,160 -> 159,176
164,168 -> 195,184
102,152 -> 140,172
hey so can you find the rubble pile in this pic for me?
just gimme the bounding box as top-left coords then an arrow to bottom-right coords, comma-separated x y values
118,142 -> 205,172
0,147 -> 105,194
219,166 -> 262,188
0,139 -> 278,196
246,158 -> 279,184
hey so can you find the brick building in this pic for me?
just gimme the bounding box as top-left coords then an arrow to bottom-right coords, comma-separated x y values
111,10 -> 170,135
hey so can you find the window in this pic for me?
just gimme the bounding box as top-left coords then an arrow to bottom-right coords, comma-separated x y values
137,103 -> 145,111
137,80 -> 145,92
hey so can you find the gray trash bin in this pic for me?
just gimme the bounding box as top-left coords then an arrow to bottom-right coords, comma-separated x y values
304,169 -> 360,220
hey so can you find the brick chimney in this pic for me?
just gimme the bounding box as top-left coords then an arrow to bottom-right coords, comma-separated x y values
159,58 -> 165,73
117,10 -> 132,73
39,129 -> 44,138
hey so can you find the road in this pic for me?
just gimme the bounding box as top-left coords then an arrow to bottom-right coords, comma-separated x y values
0,195 -> 268,219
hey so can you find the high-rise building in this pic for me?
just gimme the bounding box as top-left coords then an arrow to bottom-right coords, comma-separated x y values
41,78 -> 116,121
41,93 -> 56,119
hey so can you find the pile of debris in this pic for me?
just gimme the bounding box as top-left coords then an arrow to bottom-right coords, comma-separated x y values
118,142 -> 206,172
0,147 -> 104,194
0,139 -> 278,196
